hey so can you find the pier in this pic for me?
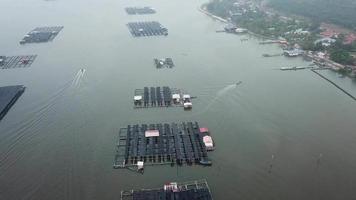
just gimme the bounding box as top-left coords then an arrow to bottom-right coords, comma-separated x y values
259,40 -> 280,45
134,86 -> 193,109
263,53 -> 282,57
311,69 -> 356,101
20,26 -> 63,44
0,55 -> 37,69
280,66 -> 311,71
0,85 -> 26,121
120,179 -> 213,200
113,122 -> 213,169
125,7 -> 156,15
127,21 -> 168,37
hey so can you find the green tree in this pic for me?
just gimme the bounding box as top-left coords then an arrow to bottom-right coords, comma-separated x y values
330,49 -> 354,65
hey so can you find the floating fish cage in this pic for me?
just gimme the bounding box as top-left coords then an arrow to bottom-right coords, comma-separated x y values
154,58 -> 174,68
125,7 -> 156,15
0,85 -> 26,121
127,21 -> 168,37
0,55 -> 37,69
133,86 -> 193,109
113,122 -> 213,169
120,179 -> 213,200
20,26 -> 63,44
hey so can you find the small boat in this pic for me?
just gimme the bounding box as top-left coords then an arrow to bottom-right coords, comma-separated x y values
199,159 -> 212,166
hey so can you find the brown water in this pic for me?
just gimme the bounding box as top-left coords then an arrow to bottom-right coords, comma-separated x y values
1,0 -> 356,199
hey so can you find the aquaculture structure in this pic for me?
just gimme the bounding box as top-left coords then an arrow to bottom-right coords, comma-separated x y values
154,58 -> 174,68
133,86 -> 193,109
0,55 -> 37,69
125,7 -> 156,15
20,26 -> 63,44
120,179 -> 213,200
113,122 -> 214,170
0,85 -> 26,121
127,21 -> 168,37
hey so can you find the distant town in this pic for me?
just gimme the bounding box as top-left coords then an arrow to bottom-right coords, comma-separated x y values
204,0 -> 356,78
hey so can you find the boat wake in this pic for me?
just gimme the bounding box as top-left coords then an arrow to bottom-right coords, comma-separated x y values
0,69 -> 87,173
194,82 -> 242,115
72,69 -> 86,87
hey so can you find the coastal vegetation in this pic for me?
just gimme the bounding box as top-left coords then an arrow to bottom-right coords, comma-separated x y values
268,0 -> 356,30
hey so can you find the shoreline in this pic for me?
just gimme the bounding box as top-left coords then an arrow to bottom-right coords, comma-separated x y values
198,5 -> 228,24
198,5 -> 276,40
198,4 -> 356,80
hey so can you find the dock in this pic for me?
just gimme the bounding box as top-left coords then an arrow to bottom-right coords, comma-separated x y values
20,26 -> 63,44
259,40 -> 280,44
280,66 -> 310,71
154,58 -> 175,68
311,69 -> 356,101
125,7 -> 156,15
127,21 -> 168,37
134,86 -> 193,109
113,122 -> 213,169
263,53 -> 282,57
0,85 -> 26,121
120,179 -> 213,200
0,55 -> 37,69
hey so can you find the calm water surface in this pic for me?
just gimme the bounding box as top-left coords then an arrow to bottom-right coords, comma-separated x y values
1,0 -> 356,199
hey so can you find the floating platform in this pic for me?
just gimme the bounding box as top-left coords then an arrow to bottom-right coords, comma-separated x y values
20,26 -> 63,44
0,55 -> 37,69
134,86 -> 193,109
127,21 -> 168,37
154,58 -> 174,68
113,122 -> 213,169
125,7 -> 156,15
0,85 -> 25,121
120,179 -> 213,200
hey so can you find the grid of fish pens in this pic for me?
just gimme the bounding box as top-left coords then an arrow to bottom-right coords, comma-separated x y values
120,180 -> 213,200
127,21 -> 168,37
125,7 -> 156,15
0,55 -> 37,69
113,122 -> 211,169
134,86 -> 181,108
20,26 -> 64,44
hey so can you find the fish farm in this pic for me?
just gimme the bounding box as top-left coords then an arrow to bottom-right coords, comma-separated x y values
127,21 -> 168,37
113,122 -> 214,170
125,7 -> 156,15
154,58 -> 175,68
0,55 -> 37,69
120,179 -> 213,200
134,86 -> 193,109
0,85 -> 26,121
20,26 -> 63,44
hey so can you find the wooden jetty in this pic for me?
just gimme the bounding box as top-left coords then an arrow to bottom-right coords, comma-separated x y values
113,122 -> 213,169
133,86 -> 193,109
127,21 -> 168,37
0,85 -> 26,121
311,69 -> 356,101
20,26 -> 63,44
125,7 -> 156,15
120,179 -> 213,200
0,55 -> 37,69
